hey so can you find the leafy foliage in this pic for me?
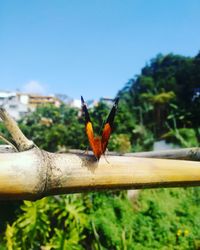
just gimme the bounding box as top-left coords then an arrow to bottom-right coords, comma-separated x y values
119,52 -> 200,142
19,104 -> 86,152
3,196 -> 87,249
2,189 -> 200,249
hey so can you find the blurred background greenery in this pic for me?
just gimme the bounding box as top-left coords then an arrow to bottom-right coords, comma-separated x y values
0,53 -> 200,249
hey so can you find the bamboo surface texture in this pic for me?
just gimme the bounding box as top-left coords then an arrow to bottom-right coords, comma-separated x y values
0,148 -> 200,200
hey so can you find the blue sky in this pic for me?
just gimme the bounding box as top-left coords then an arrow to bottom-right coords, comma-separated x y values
0,0 -> 200,100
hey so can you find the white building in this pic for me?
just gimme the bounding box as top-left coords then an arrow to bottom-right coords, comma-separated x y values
0,90 -> 88,120
69,99 -> 82,109
0,91 -> 30,120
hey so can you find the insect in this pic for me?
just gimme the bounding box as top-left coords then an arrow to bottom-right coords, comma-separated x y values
81,96 -> 119,160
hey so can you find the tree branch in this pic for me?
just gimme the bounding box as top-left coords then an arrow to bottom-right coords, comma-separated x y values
0,145 -> 16,153
0,108 -> 34,151
0,133 -> 18,152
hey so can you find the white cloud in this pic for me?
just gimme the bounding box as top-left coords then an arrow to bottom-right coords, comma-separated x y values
22,81 -> 46,95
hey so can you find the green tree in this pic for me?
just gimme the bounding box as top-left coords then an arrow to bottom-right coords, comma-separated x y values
19,104 -> 86,152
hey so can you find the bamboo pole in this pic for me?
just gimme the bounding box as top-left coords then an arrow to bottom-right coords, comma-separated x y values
46,151 -> 200,195
0,148 -> 200,200
125,147 -> 200,161
0,107 -> 200,200
69,148 -> 200,161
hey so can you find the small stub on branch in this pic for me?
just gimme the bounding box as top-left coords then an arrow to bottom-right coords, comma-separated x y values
0,145 -> 16,153
0,108 -> 34,152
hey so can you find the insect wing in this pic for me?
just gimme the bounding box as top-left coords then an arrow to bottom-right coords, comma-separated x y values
81,96 -> 96,154
101,97 -> 119,153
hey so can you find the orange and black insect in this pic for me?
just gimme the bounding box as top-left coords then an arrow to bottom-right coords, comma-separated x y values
81,96 -> 119,160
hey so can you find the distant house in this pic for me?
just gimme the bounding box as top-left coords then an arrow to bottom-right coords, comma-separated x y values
0,91 -> 29,120
0,91 -> 62,120
25,94 -> 61,110
55,94 -> 73,105
69,99 -> 82,109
